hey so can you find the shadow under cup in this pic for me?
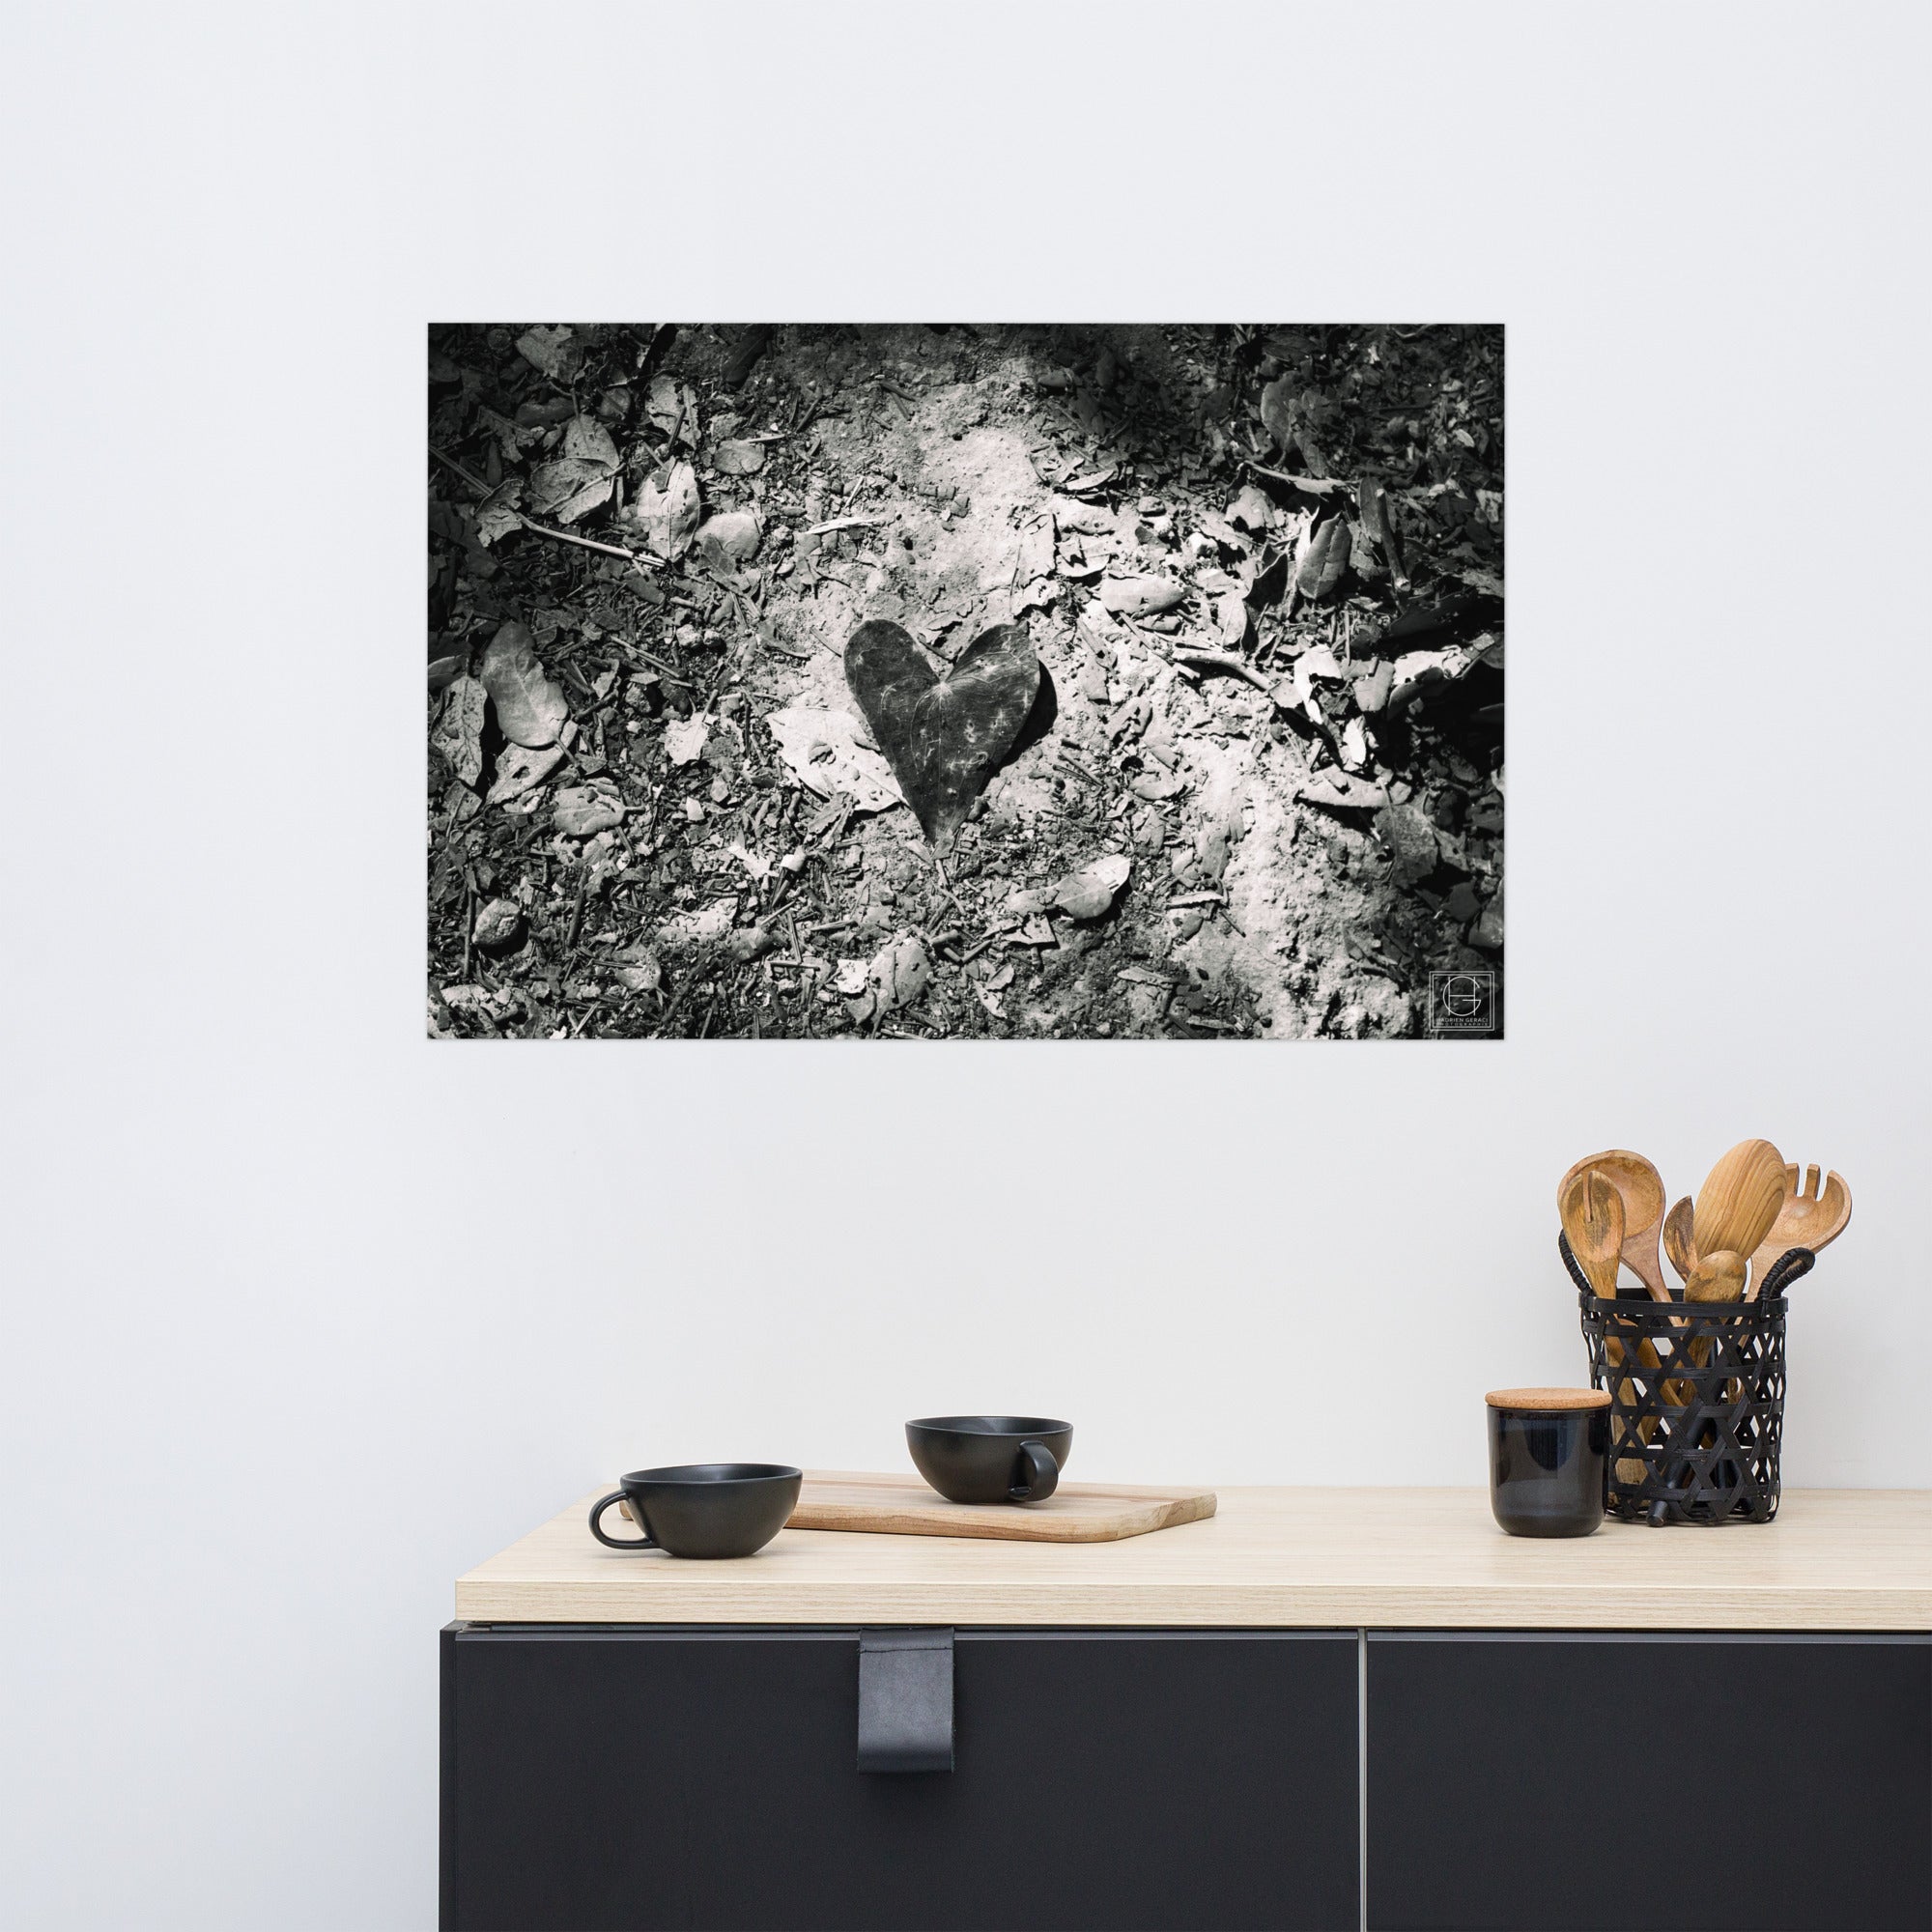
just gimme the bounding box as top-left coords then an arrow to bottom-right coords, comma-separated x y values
1486,1389 -> 1608,1538
588,1463 -> 802,1558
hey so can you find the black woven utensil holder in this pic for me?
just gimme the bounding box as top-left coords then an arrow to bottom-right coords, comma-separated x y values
1564,1235 -> 1811,1525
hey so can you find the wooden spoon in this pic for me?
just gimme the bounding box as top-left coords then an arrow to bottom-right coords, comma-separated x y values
1662,1197 -> 1698,1285
1747,1165 -> 1852,1299
1557,1151 -> 1669,1301
1692,1140 -> 1786,1268
1559,1168 -> 1624,1296
1684,1249 -> 1747,1304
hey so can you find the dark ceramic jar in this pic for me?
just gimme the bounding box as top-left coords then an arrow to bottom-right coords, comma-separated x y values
1485,1387 -> 1609,1538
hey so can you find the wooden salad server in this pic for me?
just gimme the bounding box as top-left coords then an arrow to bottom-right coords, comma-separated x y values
1559,1168 -> 1624,1297
1559,1168 -> 1649,1483
1557,1150 -> 1669,1301
1747,1165 -> 1852,1299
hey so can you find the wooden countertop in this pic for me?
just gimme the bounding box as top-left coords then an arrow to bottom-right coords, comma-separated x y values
455,1482 -> 1932,1631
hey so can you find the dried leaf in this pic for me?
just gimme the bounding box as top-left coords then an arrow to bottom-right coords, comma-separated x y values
1386,646 -> 1476,713
1215,590 -> 1250,645
611,945 -> 663,993
1295,772 -> 1387,814
1374,804 -> 1440,886
553,781 -> 624,838
764,704 -> 900,813
1011,852 -> 1132,921
658,898 -> 738,949
1357,478 -> 1408,588
695,510 -> 761,566
1297,518 -> 1350,601
516,326 -> 579,379
711,438 -> 766,476
1188,761 -> 1247,886
1017,516 -> 1055,583
1227,483 -> 1274,532
526,456 -> 616,524
1259,376 -> 1298,453
473,478 -> 525,546
847,936 -> 931,1021
479,621 -> 568,748
665,714 -> 709,767
525,416 -> 621,524
645,376 -> 699,446
720,923 -> 776,965
1098,575 -> 1187,617
485,741 -> 565,806
629,460 -> 700,559
431,674 -> 485,785
562,415 -> 619,469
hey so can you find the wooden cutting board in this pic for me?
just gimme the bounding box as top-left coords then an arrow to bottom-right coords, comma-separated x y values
785,1470 -> 1217,1544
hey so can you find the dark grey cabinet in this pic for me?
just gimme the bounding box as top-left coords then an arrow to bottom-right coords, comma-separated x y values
441,1625 -> 1362,1932
443,1624 -> 1932,1931
1365,1633 -> 1932,1931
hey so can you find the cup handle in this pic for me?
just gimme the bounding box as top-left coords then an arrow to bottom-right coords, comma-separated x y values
588,1491 -> 656,1550
1009,1440 -> 1060,1503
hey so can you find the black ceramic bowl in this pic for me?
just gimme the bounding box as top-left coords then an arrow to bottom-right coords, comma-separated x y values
1485,1389 -> 1608,1539
587,1462 -> 802,1558
906,1416 -> 1073,1505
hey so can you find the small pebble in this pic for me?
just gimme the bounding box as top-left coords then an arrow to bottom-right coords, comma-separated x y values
471,897 -> 524,951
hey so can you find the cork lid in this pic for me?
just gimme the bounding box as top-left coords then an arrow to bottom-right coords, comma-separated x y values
1485,1386 -> 1611,1411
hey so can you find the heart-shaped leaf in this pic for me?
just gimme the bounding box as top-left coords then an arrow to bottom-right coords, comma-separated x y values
844,620 -> 1040,852
479,621 -> 568,748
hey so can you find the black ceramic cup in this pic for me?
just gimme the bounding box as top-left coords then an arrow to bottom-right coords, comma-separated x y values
587,1463 -> 802,1558
1486,1388 -> 1608,1538
905,1416 -> 1072,1505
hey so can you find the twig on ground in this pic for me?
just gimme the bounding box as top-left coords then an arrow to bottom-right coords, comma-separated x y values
1173,647 -> 1279,698
428,445 -> 659,566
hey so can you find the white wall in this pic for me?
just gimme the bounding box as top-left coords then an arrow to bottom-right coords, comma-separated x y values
4,3 -> 1927,1926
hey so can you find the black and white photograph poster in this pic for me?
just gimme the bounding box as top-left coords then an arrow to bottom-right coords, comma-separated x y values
428,324 -> 1503,1039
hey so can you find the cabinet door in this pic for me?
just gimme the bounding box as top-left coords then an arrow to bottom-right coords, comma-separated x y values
1366,1632 -> 1931,1931
442,1625 -> 1359,1932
